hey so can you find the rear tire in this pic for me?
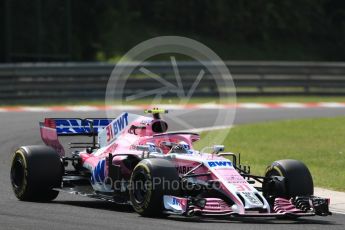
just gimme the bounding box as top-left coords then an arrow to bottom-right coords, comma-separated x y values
129,158 -> 180,217
10,146 -> 63,202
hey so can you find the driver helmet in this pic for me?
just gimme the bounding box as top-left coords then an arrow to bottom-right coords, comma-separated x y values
178,141 -> 193,154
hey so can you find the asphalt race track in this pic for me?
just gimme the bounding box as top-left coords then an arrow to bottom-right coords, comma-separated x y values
0,107 -> 344,230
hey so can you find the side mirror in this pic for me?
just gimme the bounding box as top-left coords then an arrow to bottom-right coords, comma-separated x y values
213,145 -> 225,154
136,145 -> 151,152
136,143 -> 156,152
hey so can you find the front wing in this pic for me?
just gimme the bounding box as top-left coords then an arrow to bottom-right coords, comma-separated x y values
163,195 -> 331,218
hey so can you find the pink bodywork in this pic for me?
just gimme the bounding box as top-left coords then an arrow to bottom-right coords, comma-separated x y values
39,112 -> 318,217
79,115 -> 201,176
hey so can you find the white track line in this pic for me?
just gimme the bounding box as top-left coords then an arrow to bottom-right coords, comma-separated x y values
318,102 -> 345,108
66,106 -> 100,111
107,105 -> 143,111
277,103 -> 307,108
19,106 -> 53,112
194,104 -> 227,109
237,103 -> 271,109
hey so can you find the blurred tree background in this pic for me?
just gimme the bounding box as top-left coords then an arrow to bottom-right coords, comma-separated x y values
1,0 -> 344,62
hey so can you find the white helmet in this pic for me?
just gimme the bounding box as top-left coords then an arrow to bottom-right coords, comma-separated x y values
177,141 -> 193,154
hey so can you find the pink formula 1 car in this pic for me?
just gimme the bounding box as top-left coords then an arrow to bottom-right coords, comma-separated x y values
10,109 -> 331,218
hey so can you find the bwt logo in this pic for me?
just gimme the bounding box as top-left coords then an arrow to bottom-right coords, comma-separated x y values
106,113 -> 129,142
55,119 -> 111,134
207,161 -> 232,167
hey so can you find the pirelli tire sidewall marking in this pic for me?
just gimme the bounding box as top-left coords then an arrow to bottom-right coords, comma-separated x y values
12,149 -> 28,197
265,163 -> 284,177
131,163 -> 153,213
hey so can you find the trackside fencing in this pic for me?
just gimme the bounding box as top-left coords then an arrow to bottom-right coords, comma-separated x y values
1,61 -> 345,102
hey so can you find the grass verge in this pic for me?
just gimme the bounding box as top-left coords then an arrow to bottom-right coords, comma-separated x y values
193,117 -> 345,191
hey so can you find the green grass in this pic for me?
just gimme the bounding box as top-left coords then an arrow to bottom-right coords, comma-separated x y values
237,96 -> 345,103
2,96 -> 345,107
193,117 -> 345,191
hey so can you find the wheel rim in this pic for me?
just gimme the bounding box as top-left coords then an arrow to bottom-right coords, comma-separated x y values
11,158 -> 25,189
263,170 -> 286,201
132,170 -> 149,204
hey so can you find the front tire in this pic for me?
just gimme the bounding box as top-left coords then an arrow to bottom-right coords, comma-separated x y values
263,159 -> 313,201
129,158 -> 180,217
10,146 -> 63,201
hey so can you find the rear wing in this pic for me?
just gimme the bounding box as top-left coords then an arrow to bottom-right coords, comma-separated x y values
39,118 -> 113,156
40,118 -> 113,136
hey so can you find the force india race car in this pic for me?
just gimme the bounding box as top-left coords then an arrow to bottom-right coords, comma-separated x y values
10,109 -> 331,218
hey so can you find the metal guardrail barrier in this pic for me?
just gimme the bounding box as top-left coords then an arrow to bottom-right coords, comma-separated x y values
1,61 -> 345,101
